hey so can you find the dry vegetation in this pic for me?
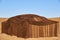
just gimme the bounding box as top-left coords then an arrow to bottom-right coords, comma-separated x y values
0,17 -> 60,40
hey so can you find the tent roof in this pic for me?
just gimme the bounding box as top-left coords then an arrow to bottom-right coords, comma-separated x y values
7,14 -> 58,25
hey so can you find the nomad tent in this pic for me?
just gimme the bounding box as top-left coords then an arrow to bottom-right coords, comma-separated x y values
2,14 -> 58,38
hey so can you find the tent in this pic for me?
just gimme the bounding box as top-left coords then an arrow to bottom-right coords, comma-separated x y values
2,14 -> 58,38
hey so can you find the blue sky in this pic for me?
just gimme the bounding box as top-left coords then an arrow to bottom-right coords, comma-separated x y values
0,0 -> 60,18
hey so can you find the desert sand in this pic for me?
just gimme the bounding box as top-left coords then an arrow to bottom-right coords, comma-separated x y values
0,17 -> 60,40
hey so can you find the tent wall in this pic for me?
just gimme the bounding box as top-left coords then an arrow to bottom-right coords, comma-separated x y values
2,21 -> 58,38
26,23 -> 58,38
2,22 -> 8,34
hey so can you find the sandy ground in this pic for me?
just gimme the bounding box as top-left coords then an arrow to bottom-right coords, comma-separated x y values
0,18 -> 60,40
0,33 -> 58,40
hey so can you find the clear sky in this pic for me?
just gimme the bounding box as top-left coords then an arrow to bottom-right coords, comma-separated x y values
0,0 -> 60,18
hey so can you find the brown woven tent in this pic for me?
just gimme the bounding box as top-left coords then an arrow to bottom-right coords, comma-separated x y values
2,14 -> 58,38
